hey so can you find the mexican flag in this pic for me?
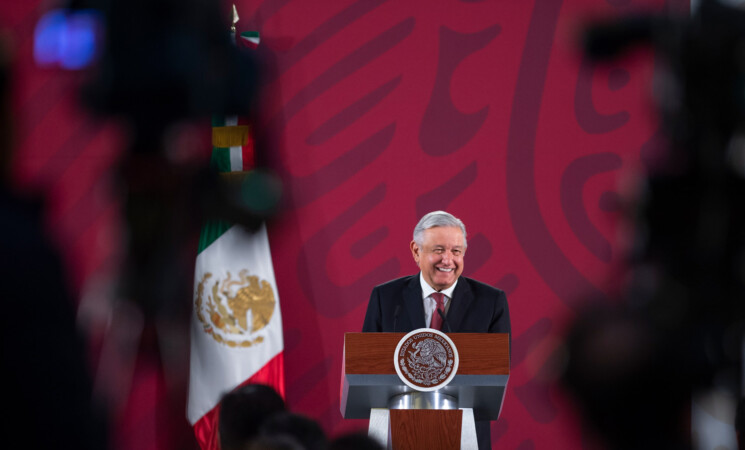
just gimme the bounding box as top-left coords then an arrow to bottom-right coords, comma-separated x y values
187,31 -> 285,450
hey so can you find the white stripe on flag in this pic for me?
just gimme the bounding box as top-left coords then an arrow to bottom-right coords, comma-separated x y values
229,146 -> 242,171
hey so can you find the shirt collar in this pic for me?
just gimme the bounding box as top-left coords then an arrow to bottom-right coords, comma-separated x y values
419,272 -> 458,299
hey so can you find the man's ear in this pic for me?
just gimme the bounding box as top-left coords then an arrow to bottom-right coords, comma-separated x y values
410,240 -> 420,263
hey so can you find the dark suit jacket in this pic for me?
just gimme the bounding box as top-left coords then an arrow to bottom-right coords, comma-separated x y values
361,274 -> 510,450
362,274 -> 510,334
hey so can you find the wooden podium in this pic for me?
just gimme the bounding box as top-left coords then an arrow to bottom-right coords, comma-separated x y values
340,332 -> 509,449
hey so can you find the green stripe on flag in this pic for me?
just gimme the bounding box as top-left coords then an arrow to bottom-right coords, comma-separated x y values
240,31 -> 260,42
210,147 -> 233,173
197,220 -> 232,253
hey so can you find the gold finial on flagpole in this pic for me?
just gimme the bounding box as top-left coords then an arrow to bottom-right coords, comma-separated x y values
231,4 -> 239,34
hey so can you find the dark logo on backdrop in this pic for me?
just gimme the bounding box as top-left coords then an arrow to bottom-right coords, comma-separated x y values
394,329 -> 459,391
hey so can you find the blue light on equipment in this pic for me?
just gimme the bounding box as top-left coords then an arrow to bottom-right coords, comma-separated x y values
34,9 -> 66,66
33,9 -> 102,70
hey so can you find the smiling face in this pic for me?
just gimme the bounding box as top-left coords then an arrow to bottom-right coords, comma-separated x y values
410,226 -> 466,291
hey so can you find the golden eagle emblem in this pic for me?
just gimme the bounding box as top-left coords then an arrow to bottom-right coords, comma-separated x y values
195,270 -> 276,348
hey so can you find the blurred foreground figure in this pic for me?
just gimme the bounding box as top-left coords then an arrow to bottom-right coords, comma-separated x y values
563,307 -> 692,449
0,37 -> 106,449
258,412 -> 328,450
81,0 -> 271,316
328,432 -> 384,450
563,1 -> 745,448
218,384 -> 286,450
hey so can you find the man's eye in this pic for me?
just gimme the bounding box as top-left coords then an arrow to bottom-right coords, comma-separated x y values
433,249 -> 444,254
452,250 -> 461,256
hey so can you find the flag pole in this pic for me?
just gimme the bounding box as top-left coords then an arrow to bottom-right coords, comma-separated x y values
188,6 -> 285,450
231,4 -> 239,35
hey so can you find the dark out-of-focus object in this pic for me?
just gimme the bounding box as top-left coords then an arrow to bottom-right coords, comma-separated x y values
564,0 -> 745,448
562,306 -> 692,449
329,432 -> 385,450
0,35 -> 107,450
38,0 -> 282,314
82,0 -> 260,138
248,435 -> 304,450
258,412 -> 328,450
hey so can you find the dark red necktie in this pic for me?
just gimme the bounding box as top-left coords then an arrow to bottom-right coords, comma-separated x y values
429,292 -> 446,330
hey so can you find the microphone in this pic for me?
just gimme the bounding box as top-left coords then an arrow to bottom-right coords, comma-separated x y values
437,308 -> 452,333
393,305 -> 401,332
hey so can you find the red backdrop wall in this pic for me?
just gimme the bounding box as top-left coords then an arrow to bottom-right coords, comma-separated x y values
2,0 -> 683,448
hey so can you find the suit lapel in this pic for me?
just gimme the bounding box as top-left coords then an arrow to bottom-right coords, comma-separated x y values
403,275 -> 426,329
447,277 -> 473,332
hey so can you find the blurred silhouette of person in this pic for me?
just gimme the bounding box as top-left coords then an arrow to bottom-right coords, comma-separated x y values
248,435 -> 303,450
218,383 -> 286,450
258,412 -> 327,450
562,305 -> 692,450
0,36 -> 106,449
328,432 -> 383,450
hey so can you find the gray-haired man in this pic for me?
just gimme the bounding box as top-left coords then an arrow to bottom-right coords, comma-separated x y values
362,210 -> 510,450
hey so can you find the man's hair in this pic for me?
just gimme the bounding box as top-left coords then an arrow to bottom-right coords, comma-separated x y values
413,211 -> 467,247
259,412 -> 327,450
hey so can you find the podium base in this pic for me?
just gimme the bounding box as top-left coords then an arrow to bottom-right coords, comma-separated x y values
369,408 -> 478,450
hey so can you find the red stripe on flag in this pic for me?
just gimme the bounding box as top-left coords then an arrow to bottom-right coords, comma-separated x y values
230,116 -> 254,171
242,132 -> 255,171
237,38 -> 259,50
192,352 -> 285,450
193,408 -> 219,450
244,351 -> 285,398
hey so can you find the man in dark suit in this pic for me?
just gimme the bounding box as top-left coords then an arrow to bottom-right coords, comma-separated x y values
362,210 -> 510,450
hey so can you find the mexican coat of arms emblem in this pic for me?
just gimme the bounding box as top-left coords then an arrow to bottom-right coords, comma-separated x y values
394,328 -> 459,391
195,269 -> 276,348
